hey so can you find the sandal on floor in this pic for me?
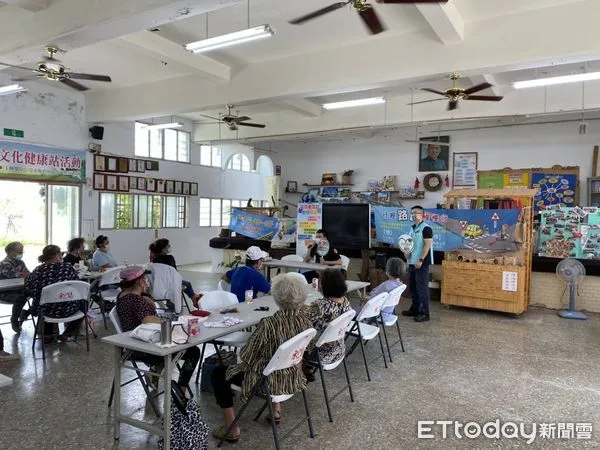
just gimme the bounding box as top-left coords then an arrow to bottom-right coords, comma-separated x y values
212,425 -> 240,443
266,411 -> 282,425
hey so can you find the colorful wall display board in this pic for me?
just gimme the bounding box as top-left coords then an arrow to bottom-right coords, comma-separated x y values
372,206 -> 520,253
296,203 -> 322,256
531,173 -> 577,211
478,172 -> 505,189
503,172 -> 529,187
538,206 -> 600,259
228,208 -> 281,240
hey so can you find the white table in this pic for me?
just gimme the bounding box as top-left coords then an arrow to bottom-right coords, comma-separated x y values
102,279 -> 369,449
0,373 -> 12,388
264,259 -> 342,281
0,278 -> 24,292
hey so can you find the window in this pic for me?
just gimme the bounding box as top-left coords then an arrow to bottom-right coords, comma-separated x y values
199,198 -> 257,227
226,153 -> 251,172
134,122 -> 190,162
99,193 -> 187,229
200,145 -> 222,167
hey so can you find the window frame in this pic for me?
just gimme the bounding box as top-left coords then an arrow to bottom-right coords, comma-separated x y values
199,145 -> 222,168
134,122 -> 191,163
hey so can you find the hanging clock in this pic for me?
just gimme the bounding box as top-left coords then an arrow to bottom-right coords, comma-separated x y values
423,173 -> 443,192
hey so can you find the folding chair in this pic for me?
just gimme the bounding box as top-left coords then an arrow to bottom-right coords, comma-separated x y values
194,291 -> 251,384
305,309 -> 356,423
217,328 -> 318,450
379,285 -> 407,362
91,266 -> 124,330
280,254 -> 303,274
345,292 -> 389,381
32,280 -> 91,360
217,280 -> 230,291
106,307 -> 162,418
0,293 -> 35,330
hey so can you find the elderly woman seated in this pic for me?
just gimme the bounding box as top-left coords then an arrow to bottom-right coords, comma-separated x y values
367,257 -> 406,322
210,272 -> 312,443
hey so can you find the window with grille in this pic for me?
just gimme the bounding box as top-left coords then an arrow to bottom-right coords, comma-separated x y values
99,193 -> 186,229
135,122 -> 191,163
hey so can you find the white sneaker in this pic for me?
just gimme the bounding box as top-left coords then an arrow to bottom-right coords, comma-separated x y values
0,351 -> 20,361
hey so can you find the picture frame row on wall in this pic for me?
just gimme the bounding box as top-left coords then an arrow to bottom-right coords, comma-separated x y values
93,155 -> 159,173
93,173 -> 198,195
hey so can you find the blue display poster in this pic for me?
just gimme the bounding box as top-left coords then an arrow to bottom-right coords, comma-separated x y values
228,208 -> 280,239
531,173 -> 577,211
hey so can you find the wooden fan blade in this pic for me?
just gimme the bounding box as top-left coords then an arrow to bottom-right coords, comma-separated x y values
462,82 -> 492,96
12,75 -> 43,81
358,5 -> 385,35
0,61 -> 33,71
407,98 -> 446,105
199,114 -> 222,121
465,95 -> 504,102
60,78 -> 88,91
289,2 -> 349,24
237,122 -> 266,128
377,1 -> 447,3
68,73 -> 112,82
448,100 -> 458,111
420,87 -> 446,96
236,116 -> 252,122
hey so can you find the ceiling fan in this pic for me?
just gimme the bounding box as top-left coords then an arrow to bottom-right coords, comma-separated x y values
409,73 -> 504,111
200,105 -> 266,131
0,46 -> 112,92
289,0 -> 448,35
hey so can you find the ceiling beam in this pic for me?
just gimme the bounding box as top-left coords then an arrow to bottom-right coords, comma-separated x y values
85,1 -> 600,122
2,0 -> 49,12
470,74 -> 501,96
279,99 -> 322,118
0,0 -> 243,64
121,31 -> 231,82
415,1 -> 464,44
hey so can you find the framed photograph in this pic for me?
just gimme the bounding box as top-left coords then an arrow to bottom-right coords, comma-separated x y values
174,181 -> 182,194
117,175 -> 129,192
129,176 -> 137,190
129,158 -> 138,172
191,183 -> 198,196
150,160 -> 159,171
137,177 -> 146,191
146,178 -> 156,192
94,155 -> 106,172
106,174 -> 118,191
137,160 -> 146,173
377,191 -> 391,202
146,160 -> 153,170
157,179 -> 165,193
107,157 -> 118,172
286,181 -> 298,193
182,182 -> 190,195
419,136 -> 450,172
93,173 -> 105,190
452,152 -> 478,187
117,157 -> 129,173
166,180 -> 174,194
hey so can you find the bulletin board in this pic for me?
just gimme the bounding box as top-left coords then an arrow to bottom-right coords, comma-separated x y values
477,166 -> 579,211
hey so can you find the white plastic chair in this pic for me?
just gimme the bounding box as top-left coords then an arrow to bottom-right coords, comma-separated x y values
217,280 -> 230,291
107,307 -> 161,418
340,255 -> 350,271
310,309 -> 357,422
92,266 -> 124,329
280,254 -> 304,274
194,291 -> 251,385
217,328 -> 318,450
345,292 -> 389,381
380,284 -> 408,361
32,280 -> 91,360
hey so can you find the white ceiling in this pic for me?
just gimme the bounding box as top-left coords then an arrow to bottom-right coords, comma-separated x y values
0,0 -> 600,140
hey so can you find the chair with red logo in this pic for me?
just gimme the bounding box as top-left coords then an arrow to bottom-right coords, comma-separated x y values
32,280 -> 90,360
217,328 -> 318,450
345,292 -> 389,381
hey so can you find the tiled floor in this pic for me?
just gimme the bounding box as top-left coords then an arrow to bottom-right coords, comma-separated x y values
0,268 -> 599,449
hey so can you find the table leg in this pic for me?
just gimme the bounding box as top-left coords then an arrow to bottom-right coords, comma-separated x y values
163,354 -> 172,450
113,346 -> 121,440
267,266 -> 271,282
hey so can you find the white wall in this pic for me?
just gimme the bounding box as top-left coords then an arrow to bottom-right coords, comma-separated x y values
274,120 -> 599,213
90,121 -> 267,265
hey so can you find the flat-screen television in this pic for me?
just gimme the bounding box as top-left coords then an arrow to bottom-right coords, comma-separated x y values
322,204 -> 371,250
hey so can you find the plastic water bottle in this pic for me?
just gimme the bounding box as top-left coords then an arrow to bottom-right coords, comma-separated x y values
245,289 -> 254,304
160,316 -> 172,345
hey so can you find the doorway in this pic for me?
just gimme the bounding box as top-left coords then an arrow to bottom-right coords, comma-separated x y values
0,180 -> 80,269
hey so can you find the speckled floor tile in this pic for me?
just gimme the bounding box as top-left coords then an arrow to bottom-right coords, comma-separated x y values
0,270 -> 598,449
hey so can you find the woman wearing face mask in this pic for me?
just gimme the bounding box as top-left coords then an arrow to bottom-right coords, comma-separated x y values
92,235 -> 118,270
0,241 -> 31,334
149,238 -> 202,307
115,266 -> 200,389
302,229 -> 342,283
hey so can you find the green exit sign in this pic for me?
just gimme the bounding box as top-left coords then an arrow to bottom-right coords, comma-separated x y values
4,128 -> 24,138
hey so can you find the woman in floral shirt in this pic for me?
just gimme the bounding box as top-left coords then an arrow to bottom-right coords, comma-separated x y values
25,245 -> 84,343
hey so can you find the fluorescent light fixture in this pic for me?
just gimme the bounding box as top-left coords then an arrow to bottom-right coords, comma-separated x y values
141,122 -> 183,130
185,25 -> 274,53
513,72 -> 600,89
322,97 -> 386,110
0,84 -> 26,96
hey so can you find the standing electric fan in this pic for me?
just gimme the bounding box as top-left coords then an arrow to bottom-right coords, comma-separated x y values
556,258 -> 587,320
